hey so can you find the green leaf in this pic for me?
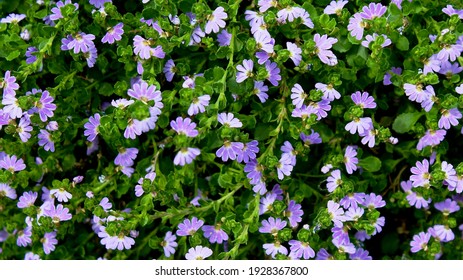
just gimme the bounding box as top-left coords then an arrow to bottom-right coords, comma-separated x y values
358,156 -> 382,172
392,112 -> 423,134
396,36 -> 409,51
5,50 -> 20,61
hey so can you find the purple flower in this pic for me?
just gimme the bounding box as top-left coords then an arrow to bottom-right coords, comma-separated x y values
244,159 -> 264,185
124,119 -> 143,138
407,193 -> 431,209
314,34 -> 338,66
441,161 -> 458,187
291,84 -> 306,108
1,70 -> 19,96
236,59 -> 254,83
42,231 -> 58,255
66,32 -> 95,54
435,198 -> 460,215
259,217 -> 287,234
344,146 -> 358,174
133,35 -> 165,59
112,98 -> 134,109
255,31 -> 274,53
327,200 -> 347,227
162,231 -> 177,257
0,154 -> 26,173
177,217 -> 204,236
98,228 -> 135,250
439,108 -> 462,130
259,193 -> 277,215
171,117 -> 198,137
102,22 -> 124,44
416,129 -> 446,151
163,59 -> 176,82
25,47 -> 38,64
87,137 -> 99,155
263,242 -> 288,258
264,60 -> 281,86
17,116 -> 33,142
17,227 -> 32,247
128,80 -> 162,104
350,248 -> 372,260
372,216 -> 385,235
345,206 -> 365,221
44,203 -> 72,223
347,13 -> 365,40
174,147 -> 200,166
287,42 -> 302,66
2,94 -> 22,119
410,159 -> 430,188
324,0 -> 348,15
237,140 -> 259,163
205,7 -> 227,34
189,26 -> 205,46
438,61 -> 463,76
252,81 -> 268,103
383,67 -> 403,85
437,44 -> 463,62
0,110 -> 9,129
351,91 -> 376,109
361,33 -> 391,49
359,127 -> 377,148
188,95 -> 210,116
404,83 -> 431,103
286,200 -> 303,227
217,29 -> 231,46
311,99 -> 331,120
38,129 -> 55,152
202,225 -> 229,244
331,226 -> 350,246
410,232 -> 430,253
114,147 -> 138,167
84,113 -> 100,142
327,169 -> 342,193
340,193 -> 365,209
218,112 -> 242,128
316,248 -> 333,260
99,197 -> 112,212
354,231 -> 371,242
216,141 -> 243,161
17,191 -> 38,208
433,225 -> 454,242
362,193 -> 386,209
24,252 -> 40,260
185,245 -> 213,260
443,5 -> 463,19
0,183 -> 17,199
277,6 -> 299,23
315,83 -> 341,101
345,117 -> 373,135
360,3 -> 386,19
35,90 -> 57,122
300,130 -> 322,145
281,142 -> 296,165
89,0 -> 111,8
258,0 -> 277,13
49,1 -> 78,21
276,155 -> 293,180
288,240 -> 315,259
50,188 -> 72,202
1,13 -> 26,23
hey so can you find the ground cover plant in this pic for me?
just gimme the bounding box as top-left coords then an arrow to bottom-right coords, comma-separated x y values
1,0 -> 463,260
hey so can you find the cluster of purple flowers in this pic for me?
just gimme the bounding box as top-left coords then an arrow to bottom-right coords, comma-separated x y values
0,172 -> 85,257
